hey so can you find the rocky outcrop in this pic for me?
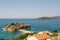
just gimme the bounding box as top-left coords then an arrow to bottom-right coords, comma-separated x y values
2,23 -> 30,32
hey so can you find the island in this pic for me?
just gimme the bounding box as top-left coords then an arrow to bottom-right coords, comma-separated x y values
2,23 -> 30,32
35,16 -> 60,20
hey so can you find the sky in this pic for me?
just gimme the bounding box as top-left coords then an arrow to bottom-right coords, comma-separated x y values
0,0 -> 60,18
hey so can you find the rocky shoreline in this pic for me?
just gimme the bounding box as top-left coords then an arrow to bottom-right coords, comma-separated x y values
2,23 -> 30,32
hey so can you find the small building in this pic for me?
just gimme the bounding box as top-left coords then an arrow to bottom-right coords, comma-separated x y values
27,35 -> 38,40
38,31 -> 53,35
27,31 -> 51,40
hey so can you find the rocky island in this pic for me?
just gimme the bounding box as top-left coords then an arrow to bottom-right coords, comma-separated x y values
2,23 -> 30,32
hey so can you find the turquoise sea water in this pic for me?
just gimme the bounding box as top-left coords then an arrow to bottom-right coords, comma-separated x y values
0,19 -> 60,38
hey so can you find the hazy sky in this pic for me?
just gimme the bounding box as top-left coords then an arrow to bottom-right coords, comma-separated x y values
0,0 -> 60,18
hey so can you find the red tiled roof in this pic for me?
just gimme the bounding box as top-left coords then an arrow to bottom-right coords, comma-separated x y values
33,31 -> 50,40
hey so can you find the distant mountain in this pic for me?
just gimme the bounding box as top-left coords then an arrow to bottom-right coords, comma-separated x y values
36,16 -> 60,20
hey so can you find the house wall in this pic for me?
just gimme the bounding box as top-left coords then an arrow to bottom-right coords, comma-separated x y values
27,36 -> 38,40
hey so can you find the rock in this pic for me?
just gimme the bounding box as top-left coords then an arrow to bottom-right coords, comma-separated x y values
2,23 -> 30,32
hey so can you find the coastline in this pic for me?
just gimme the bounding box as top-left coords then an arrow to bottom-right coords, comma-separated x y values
0,19 -> 60,39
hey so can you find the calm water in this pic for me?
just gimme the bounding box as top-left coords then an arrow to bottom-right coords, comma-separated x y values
0,19 -> 60,38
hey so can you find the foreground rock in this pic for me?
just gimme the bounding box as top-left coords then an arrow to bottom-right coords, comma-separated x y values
2,23 -> 30,32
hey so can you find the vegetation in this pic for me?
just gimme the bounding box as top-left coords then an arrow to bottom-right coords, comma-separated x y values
0,30 -> 60,40
39,17 -> 51,19
0,32 -> 37,40
50,30 -> 59,37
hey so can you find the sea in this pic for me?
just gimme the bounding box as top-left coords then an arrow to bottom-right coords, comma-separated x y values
0,18 -> 60,38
